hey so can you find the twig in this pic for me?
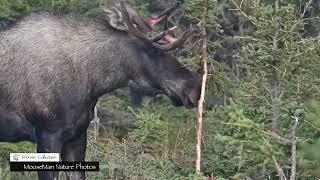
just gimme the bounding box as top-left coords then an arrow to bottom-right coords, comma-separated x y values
93,105 -> 100,142
230,0 -> 258,27
290,116 -> 299,180
304,119 -> 320,131
277,0 -> 313,42
221,122 -> 290,145
90,105 -> 100,160
272,155 -> 287,180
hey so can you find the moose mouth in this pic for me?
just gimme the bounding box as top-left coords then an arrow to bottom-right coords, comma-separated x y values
167,90 -> 183,107
128,81 -> 197,108
165,87 -> 197,109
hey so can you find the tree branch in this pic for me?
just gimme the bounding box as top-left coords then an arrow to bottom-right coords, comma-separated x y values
272,155 -> 287,180
290,116 -> 299,180
195,0 -> 209,175
276,0 -> 313,42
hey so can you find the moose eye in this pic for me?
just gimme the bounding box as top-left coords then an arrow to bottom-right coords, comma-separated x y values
150,47 -> 162,56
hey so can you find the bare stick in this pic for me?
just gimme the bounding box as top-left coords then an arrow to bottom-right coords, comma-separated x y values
195,0 -> 209,174
195,51 -> 207,174
92,105 -> 100,160
290,116 -> 298,180
272,155 -> 287,180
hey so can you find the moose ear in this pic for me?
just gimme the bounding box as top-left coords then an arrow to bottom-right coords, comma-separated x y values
99,2 -> 128,31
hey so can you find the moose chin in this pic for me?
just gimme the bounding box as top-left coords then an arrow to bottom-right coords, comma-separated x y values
0,1 -> 200,179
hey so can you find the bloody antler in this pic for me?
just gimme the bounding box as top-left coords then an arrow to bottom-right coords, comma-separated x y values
152,25 -> 198,51
148,0 -> 183,28
120,2 -> 177,43
120,1 -> 196,51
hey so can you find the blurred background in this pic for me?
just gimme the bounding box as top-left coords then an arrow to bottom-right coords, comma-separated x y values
0,0 -> 319,179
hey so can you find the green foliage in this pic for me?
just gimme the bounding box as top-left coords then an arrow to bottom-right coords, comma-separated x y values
230,0 -> 320,178
0,0 -> 155,29
298,101 -> 320,177
129,107 -> 166,149
186,0 -> 220,29
0,0 -> 109,28
84,96 -> 205,179
200,103 -> 284,178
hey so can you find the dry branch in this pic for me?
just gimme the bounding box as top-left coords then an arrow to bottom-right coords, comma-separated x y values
290,116 -> 299,180
272,155 -> 287,180
195,0 -> 209,175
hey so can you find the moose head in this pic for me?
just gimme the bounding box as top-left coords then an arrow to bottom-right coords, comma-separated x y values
100,1 -> 201,108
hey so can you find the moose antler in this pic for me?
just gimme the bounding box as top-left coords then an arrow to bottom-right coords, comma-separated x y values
152,24 -> 198,51
120,1 -> 197,51
148,0 -> 183,28
120,2 -> 176,43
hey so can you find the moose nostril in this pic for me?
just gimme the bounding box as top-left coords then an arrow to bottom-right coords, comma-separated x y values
189,97 -> 195,105
189,87 -> 200,106
187,94 -> 198,108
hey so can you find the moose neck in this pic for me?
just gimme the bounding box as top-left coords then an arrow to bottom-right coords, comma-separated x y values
80,32 -> 135,99
55,16 -> 136,98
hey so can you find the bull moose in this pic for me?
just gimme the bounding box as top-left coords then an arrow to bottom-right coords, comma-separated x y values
0,1 -> 200,179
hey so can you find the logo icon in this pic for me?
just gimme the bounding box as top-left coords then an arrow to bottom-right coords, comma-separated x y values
13,154 -> 20,161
